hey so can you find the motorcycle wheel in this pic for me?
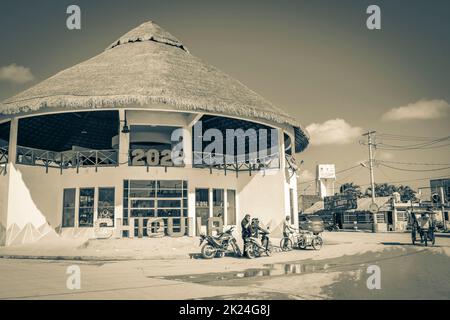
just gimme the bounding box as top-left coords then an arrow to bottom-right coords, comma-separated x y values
266,242 -> 274,256
280,238 -> 293,251
431,230 -> 435,246
424,234 -> 428,247
201,244 -> 216,259
312,237 -> 323,250
231,241 -> 242,257
246,243 -> 258,259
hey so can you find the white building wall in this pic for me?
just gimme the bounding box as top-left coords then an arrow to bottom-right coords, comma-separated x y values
0,172 -> 9,245
3,162 -> 291,245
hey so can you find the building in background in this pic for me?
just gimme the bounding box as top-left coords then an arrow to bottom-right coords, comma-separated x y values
430,178 -> 450,203
0,21 -> 309,246
316,164 -> 336,198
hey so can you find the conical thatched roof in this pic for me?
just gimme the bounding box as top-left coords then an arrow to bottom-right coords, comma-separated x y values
0,21 -> 309,152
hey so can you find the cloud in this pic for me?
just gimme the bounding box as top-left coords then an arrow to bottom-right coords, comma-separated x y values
306,119 -> 363,146
382,99 -> 450,121
378,151 -> 394,160
0,64 -> 34,84
298,169 -> 315,182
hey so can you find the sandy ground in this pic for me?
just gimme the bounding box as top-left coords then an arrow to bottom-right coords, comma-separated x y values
0,232 -> 449,300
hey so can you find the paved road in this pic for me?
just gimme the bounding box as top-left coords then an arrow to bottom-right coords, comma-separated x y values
0,232 -> 449,299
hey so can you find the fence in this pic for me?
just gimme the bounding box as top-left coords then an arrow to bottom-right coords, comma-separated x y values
16,146 -> 118,172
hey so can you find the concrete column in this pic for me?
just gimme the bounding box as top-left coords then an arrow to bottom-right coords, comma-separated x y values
278,129 -> 286,171
118,109 -> 130,167
223,189 -> 228,226
182,126 -> 192,168
188,188 -> 195,236
8,118 -> 18,166
392,198 -> 397,231
209,188 -> 213,218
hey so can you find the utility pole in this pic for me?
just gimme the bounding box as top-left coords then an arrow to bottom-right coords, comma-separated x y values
440,187 -> 447,231
363,131 -> 376,203
362,130 -> 377,232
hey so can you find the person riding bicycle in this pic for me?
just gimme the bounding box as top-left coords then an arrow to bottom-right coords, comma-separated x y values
283,216 -> 297,238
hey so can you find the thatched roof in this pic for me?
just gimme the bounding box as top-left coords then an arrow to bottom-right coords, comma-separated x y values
0,21 -> 309,152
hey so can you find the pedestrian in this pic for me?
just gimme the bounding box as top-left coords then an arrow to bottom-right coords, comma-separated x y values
241,214 -> 251,256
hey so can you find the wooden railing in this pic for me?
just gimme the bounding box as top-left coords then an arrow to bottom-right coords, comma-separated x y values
16,146 -> 118,172
0,146 -> 8,165
192,151 -> 280,174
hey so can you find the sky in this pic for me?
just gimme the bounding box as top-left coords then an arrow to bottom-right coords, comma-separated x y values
0,0 -> 449,193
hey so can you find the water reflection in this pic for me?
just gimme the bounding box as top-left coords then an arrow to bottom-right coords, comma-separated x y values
159,261 -> 339,283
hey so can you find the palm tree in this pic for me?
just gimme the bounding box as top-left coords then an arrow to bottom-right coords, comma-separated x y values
340,182 -> 363,198
397,185 -> 416,201
365,183 -> 416,201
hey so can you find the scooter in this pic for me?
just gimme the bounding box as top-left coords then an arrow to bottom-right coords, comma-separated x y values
244,228 -> 273,259
199,226 -> 242,259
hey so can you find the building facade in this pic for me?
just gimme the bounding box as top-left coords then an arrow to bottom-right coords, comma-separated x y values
0,22 -> 309,246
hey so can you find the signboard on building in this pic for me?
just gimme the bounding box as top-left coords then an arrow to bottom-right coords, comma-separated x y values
324,194 -> 357,211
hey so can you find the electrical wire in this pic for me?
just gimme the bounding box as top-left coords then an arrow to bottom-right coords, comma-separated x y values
376,160 -> 450,166
379,163 -> 450,172
356,175 -> 450,187
298,164 -> 361,185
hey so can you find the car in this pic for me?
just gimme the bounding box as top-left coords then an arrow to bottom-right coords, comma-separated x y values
298,214 -> 324,234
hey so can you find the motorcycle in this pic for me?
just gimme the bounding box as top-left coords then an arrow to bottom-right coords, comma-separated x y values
244,228 -> 273,259
325,223 -> 340,232
199,226 -> 242,259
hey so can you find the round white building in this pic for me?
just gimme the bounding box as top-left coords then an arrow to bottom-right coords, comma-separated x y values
0,21 -> 309,246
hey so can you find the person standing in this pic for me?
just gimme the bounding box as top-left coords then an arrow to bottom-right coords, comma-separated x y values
241,214 -> 251,240
283,216 -> 297,238
241,214 -> 251,255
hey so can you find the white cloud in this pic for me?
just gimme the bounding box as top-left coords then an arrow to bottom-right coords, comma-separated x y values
298,169 -> 315,182
0,64 -> 34,84
378,151 -> 394,160
306,119 -> 363,146
382,99 -> 450,121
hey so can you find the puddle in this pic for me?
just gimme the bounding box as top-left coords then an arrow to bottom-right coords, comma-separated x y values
153,247 -> 444,287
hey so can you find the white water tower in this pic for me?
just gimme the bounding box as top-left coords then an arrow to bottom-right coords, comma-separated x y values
316,164 -> 336,198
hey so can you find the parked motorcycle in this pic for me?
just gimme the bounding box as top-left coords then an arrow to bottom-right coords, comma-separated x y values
199,226 -> 242,259
244,228 -> 273,259
325,223 -> 340,232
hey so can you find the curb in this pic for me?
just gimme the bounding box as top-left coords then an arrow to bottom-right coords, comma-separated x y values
0,254 -> 192,262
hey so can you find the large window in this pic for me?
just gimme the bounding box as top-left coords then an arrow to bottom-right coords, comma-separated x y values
79,188 -> 95,227
195,188 -> 209,226
62,188 -> 76,227
213,189 -> 224,219
124,180 -> 188,236
227,189 -> 236,225
129,180 -> 156,218
98,187 -> 115,223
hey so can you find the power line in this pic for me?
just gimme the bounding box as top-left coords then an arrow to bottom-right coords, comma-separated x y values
376,133 -> 443,141
334,167 -> 365,186
356,175 -> 450,187
379,163 -> 450,172
375,135 -> 450,150
376,160 -> 450,166
298,164 -> 361,185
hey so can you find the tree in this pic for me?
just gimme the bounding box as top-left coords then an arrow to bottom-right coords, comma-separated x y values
397,185 -> 416,202
339,182 -> 363,198
365,183 -> 416,201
